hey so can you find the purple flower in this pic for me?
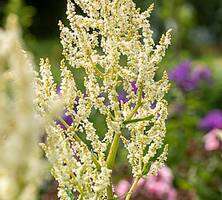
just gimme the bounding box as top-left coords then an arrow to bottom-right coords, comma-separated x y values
169,61 -> 197,91
118,81 -> 144,104
56,113 -> 73,130
98,92 -> 110,106
192,66 -> 211,83
56,85 -> 75,130
118,91 -> 129,103
150,101 -> 157,109
57,85 -> 61,94
131,81 -> 138,94
169,61 -> 211,92
118,81 -> 137,104
199,110 -> 222,131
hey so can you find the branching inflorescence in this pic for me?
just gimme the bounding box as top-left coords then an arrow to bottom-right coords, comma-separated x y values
35,0 -> 172,199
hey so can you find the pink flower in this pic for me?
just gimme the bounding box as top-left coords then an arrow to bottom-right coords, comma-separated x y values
115,180 -> 130,199
168,188 -> 177,200
158,166 -> 173,184
115,167 -> 177,200
204,129 -> 221,151
144,167 -> 177,200
145,179 -> 170,198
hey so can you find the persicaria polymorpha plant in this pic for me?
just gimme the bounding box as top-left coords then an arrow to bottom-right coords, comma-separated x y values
35,0 -> 172,199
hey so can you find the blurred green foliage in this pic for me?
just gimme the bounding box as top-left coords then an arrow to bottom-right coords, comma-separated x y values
4,0 -> 35,29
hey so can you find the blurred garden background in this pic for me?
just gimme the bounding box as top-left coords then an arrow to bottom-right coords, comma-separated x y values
1,0 -> 222,199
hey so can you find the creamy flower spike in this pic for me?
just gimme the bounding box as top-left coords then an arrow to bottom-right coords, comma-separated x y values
36,0 -> 172,199
0,15 -> 46,200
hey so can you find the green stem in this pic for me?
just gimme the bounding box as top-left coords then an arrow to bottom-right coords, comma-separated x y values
125,161 -> 151,200
105,85 -> 144,199
106,132 -> 120,199
125,177 -> 140,200
123,85 -> 144,199
107,178 -> 114,200
123,115 -> 152,125
106,132 -> 121,169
